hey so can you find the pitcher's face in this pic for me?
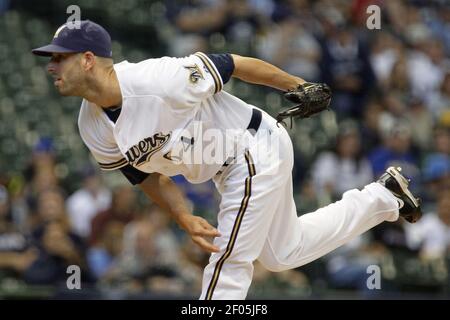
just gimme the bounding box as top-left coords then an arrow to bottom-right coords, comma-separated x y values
47,53 -> 84,96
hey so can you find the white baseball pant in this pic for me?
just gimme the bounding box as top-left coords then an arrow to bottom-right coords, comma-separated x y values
200,111 -> 399,300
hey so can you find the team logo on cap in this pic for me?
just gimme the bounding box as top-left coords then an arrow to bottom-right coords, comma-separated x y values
125,132 -> 171,167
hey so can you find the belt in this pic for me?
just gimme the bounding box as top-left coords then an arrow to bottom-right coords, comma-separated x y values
247,108 -> 262,136
217,109 -> 262,175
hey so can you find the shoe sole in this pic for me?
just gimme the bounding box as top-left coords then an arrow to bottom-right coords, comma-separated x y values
386,167 -> 420,208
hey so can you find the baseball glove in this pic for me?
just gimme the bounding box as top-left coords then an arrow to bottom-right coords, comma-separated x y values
276,82 -> 332,128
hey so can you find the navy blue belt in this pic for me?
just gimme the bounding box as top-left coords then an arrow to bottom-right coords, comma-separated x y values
217,109 -> 262,174
247,108 -> 262,136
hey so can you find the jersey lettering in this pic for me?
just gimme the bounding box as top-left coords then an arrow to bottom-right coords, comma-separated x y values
125,132 -> 171,166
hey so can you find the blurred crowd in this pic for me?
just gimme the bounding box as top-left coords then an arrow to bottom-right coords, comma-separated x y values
1,0 -> 450,298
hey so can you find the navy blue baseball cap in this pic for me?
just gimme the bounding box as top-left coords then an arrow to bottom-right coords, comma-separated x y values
32,20 -> 112,58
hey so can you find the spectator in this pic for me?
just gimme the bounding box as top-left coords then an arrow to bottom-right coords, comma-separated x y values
0,185 -> 18,236
408,189 -> 450,260
420,126 -> 450,204
0,185 -> 37,278
23,220 -> 91,286
319,23 -> 375,118
29,187 -> 70,231
325,234 -> 379,294
89,185 -> 137,246
370,31 -> 403,88
312,121 -> 373,203
256,15 -> 321,82
427,72 -> 450,120
383,54 -> 410,105
370,218 -> 423,292
14,187 -> 92,286
22,137 -> 59,229
369,118 -> 419,182
360,100 -> 383,153
425,5 -> 450,56
422,154 -> 450,206
66,166 -> 111,239
144,205 -> 183,266
86,220 -> 124,280
99,216 -> 185,297
407,38 -> 449,103
166,0 -> 229,36
404,96 -> 434,151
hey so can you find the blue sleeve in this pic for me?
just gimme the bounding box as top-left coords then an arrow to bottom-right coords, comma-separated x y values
206,53 -> 235,84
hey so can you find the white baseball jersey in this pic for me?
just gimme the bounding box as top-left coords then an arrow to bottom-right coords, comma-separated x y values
78,52 -> 257,183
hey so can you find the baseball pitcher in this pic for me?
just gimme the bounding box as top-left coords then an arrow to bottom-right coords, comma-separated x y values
32,20 -> 422,299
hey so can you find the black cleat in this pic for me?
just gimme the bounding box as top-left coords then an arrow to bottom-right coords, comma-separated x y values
377,166 -> 422,223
